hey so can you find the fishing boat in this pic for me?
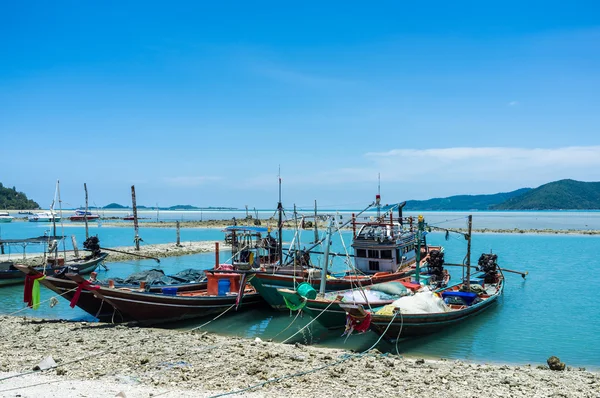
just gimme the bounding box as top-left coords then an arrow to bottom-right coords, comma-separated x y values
16,242 -> 264,324
0,211 -> 13,223
14,265 -> 213,322
69,209 -> 100,222
0,235 -> 108,286
249,195 -> 445,311
340,215 -> 506,342
27,211 -> 61,222
294,249 -> 450,330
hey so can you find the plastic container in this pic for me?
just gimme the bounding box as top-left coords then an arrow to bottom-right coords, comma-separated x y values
162,287 -> 178,296
218,279 -> 231,296
441,291 -> 478,305
297,282 -> 317,299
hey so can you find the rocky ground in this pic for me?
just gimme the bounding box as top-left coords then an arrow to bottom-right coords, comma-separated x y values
0,316 -> 597,398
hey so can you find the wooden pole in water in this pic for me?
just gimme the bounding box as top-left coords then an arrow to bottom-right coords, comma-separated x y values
314,200 -> 319,243
84,183 -> 89,240
465,215 -> 473,290
215,241 -> 219,268
131,185 -> 140,251
176,221 -> 181,247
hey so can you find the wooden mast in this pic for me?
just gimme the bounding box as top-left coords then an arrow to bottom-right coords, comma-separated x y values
277,169 -> 283,264
84,183 -> 89,240
318,217 -> 334,297
131,185 -> 140,251
465,214 -> 473,290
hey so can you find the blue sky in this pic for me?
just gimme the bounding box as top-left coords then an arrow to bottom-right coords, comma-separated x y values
1,1 -> 599,209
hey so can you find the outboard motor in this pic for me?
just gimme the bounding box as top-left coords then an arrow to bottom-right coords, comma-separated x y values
427,249 -> 446,286
477,253 -> 498,283
83,236 -> 101,256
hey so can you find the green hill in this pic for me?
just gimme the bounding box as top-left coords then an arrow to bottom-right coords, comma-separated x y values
491,179 -> 600,210
103,203 -> 128,209
0,183 -> 39,209
404,188 -> 531,211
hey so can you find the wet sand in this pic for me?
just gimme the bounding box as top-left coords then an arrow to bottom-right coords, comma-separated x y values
0,316 -> 597,397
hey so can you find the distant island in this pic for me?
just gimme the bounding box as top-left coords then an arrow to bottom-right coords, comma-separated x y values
0,183 -> 39,210
102,203 -> 238,211
405,179 -> 600,210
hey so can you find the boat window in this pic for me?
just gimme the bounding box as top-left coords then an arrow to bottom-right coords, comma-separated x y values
367,249 -> 379,258
380,250 -> 392,259
396,248 -> 401,263
356,249 -> 367,258
368,260 -> 379,271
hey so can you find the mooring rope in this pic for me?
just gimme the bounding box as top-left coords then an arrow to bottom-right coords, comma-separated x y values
208,311 -> 399,398
281,299 -> 337,344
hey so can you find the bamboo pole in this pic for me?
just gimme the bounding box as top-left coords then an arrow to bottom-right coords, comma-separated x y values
131,185 -> 140,251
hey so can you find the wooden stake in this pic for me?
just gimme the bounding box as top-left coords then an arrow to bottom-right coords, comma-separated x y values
84,183 -> 89,240
131,185 -> 140,251
176,221 -> 181,247
71,235 -> 79,258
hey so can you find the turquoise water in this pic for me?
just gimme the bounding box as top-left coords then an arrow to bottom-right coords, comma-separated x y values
1,218 -> 599,369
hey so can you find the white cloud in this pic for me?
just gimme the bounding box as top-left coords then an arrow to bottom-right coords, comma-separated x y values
508,101 -> 519,106
163,176 -> 220,187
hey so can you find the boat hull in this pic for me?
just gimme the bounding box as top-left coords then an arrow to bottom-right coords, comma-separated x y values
0,253 -> 108,287
89,287 -> 264,325
250,271 -> 410,310
369,280 -> 504,342
69,215 -> 100,222
28,276 -> 212,322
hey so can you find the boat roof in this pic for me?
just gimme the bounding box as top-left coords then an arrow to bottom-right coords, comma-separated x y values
0,235 -> 65,245
223,226 -> 269,233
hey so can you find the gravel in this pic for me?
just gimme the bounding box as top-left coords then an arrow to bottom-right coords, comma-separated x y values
0,316 -> 598,397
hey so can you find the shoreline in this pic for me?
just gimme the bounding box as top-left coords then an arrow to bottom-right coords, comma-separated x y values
0,316 -> 597,397
0,241 -> 224,265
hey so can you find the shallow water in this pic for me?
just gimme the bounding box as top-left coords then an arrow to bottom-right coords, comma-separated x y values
1,216 -> 599,370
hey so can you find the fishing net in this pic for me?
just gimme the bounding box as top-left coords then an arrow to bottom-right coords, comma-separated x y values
391,291 -> 449,314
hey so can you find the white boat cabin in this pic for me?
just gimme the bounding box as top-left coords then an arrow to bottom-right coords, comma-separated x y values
352,224 -> 420,274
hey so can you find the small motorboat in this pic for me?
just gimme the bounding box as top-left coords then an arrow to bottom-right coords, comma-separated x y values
0,211 -> 13,223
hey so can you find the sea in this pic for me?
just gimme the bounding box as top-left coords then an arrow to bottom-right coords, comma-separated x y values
1,210 -> 599,370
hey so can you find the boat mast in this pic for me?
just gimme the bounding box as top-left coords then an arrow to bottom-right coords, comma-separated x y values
131,185 -> 140,251
277,168 -> 283,264
84,183 -> 89,240
415,214 -> 424,285
318,216 -> 334,297
465,215 -> 472,290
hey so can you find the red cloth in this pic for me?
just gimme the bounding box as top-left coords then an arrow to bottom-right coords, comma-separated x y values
24,273 -> 45,308
343,312 -> 372,336
70,280 -> 101,308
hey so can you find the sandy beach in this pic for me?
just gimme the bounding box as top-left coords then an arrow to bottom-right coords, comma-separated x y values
0,316 -> 597,397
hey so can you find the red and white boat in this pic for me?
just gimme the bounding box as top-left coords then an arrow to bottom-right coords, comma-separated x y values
69,209 -> 100,222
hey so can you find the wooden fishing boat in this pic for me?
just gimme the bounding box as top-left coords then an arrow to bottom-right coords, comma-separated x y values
342,268 -> 504,341
15,265 -> 215,322
341,215 -> 506,342
250,196 -> 447,310
0,235 -> 108,287
62,271 -> 262,326
298,268 -> 451,330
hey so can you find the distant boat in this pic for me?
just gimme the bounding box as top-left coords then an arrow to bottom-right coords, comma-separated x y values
18,211 -> 34,215
27,211 -> 61,222
0,212 -> 13,223
69,209 -> 100,222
